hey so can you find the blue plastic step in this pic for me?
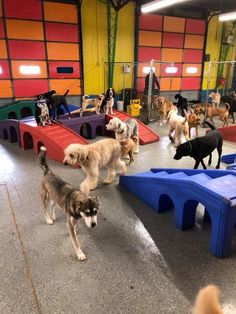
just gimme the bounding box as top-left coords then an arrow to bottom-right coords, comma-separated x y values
167,172 -> 188,179
201,175 -> 236,199
134,171 -> 169,178
188,173 -> 212,183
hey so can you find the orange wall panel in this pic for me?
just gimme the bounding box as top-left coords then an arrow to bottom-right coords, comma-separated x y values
160,78 -> 171,91
162,48 -> 182,62
160,77 -> 181,91
164,16 -> 185,33
139,31 -> 161,47
44,2 -> 77,24
0,40 -> 7,58
49,79 -> 81,95
47,43 -> 79,60
171,77 -> 181,90
184,35 -> 204,49
0,1 -> 2,17
6,19 -> 43,40
0,80 -> 12,97
11,61 -> 47,78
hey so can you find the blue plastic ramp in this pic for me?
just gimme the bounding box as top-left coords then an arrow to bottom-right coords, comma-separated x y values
221,153 -> 236,164
120,168 -> 236,257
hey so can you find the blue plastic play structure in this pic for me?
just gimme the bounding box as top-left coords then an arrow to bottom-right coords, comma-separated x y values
120,168 -> 236,258
221,153 -> 236,165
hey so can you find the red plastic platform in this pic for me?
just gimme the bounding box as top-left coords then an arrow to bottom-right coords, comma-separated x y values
19,118 -> 89,164
216,125 -> 236,143
106,110 -> 159,145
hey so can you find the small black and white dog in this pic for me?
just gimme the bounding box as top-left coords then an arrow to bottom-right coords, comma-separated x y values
175,94 -> 188,117
35,95 -> 51,126
101,88 -> 116,114
173,121 -> 223,169
39,146 -> 99,261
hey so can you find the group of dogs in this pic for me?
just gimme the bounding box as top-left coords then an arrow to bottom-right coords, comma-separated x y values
37,91 -> 228,313
34,88 -> 116,126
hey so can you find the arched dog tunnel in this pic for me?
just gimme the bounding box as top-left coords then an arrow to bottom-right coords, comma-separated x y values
21,107 -> 33,119
22,132 -> 34,149
80,123 -> 92,139
96,125 -> 104,136
9,126 -> 18,143
157,194 -> 174,212
8,111 -> 17,119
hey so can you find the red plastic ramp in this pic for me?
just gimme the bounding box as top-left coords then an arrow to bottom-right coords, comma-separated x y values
19,118 -> 89,164
216,125 -> 236,143
106,110 -> 159,144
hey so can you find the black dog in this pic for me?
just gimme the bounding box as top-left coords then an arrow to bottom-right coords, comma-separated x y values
49,89 -> 71,120
173,121 -> 223,169
175,94 -> 188,117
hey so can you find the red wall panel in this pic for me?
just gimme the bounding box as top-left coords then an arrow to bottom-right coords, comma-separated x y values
162,33 -> 184,48
183,49 -> 203,63
48,61 -> 80,78
139,14 -> 162,31
138,47 -> 161,62
13,79 -> 49,97
8,40 -> 46,60
137,77 -> 145,92
45,22 -> 78,43
0,60 -> 10,78
186,19 -> 205,34
0,20 -> 4,38
181,77 -> 200,90
4,0 -> 42,20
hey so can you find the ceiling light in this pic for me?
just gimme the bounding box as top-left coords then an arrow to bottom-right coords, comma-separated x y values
165,66 -> 177,74
186,67 -> 198,74
143,66 -> 156,74
219,11 -> 236,22
0,67 -> 2,74
19,65 -> 41,75
141,0 -> 191,13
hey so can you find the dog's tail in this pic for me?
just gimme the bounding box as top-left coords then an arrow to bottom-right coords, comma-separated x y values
192,285 -> 223,314
63,89 -> 69,97
83,94 -> 90,100
38,146 -> 49,175
203,120 -> 216,130
224,102 -> 230,110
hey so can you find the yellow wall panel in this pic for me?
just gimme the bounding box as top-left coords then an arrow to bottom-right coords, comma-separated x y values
11,61 -> 47,78
162,48 -> 182,62
44,2 -> 77,23
139,31 -> 161,47
49,79 -> 81,95
0,40 -> 7,58
184,34 -> 204,49
47,43 -> 79,60
164,16 -> 185,33
6,20 -> 43,40
0,80 -> 12,98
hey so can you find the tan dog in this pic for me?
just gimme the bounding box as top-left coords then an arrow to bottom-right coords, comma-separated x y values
80,94 -> 105,116
119,136 -> 138,164
63,138 -> 126,195
188,109 -> 201,138
192,103 -> 206,116
209,90 -> 221,108
205,103 -> 230,127
192,285 -> 223,314
167,106 -> 189,146
154,96 -> 174,125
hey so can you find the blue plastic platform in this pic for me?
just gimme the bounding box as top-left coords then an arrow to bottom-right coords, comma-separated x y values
120,168 -> 236,258
221,153 -> 236,164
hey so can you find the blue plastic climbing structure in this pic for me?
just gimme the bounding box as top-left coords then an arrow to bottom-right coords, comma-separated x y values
120,168 -> 236,258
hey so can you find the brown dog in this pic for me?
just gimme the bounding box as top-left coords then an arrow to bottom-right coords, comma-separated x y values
119,136 -> 138,164
192,285 -> 223,314
188,109 -> 201,138
205,103 -> 230,127
153,96 -> 174,125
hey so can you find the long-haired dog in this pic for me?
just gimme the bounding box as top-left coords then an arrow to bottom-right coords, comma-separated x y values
63,138 -> 126,195
167,106 -> 189,146
105,117 -> 139,153
154,96 -> 174,125
101,88 -> 115,114
174,120 -> 223,169
192,285 -> 223,314
39,146 -> 99,261
119,136 -> 138,164
34,96 -> 51,126
80,94 -> 105,116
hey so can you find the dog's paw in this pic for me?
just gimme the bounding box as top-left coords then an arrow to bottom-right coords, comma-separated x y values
77,251 -> 86,261
46,218 -> 54,225
103,179 -> 112,185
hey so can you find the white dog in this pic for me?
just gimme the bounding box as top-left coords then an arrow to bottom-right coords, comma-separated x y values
105,117 -> 139,153
167,106 -> 189,146
63,138 -> 126,195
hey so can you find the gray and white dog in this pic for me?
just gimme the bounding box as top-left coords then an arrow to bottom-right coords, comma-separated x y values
105,117 -> 139,153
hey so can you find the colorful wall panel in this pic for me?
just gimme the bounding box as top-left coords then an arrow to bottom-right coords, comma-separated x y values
137,14 -> 206,93
0,0 -> 81,99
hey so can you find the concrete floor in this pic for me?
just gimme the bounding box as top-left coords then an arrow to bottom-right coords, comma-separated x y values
0,119 -> 236,314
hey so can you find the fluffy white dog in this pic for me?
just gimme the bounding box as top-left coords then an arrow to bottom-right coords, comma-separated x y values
63,138 -> 126,195
105,117 -> 139,153
167,106 -> 189,146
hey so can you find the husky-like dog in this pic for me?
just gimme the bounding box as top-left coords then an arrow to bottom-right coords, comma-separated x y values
105,117 -> 139,153
36,97 -> 51,127
39,146 -> 99,261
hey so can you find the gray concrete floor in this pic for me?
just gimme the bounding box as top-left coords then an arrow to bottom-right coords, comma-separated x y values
0,119 -> 236,314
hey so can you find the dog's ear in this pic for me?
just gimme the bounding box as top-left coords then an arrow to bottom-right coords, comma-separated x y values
78,151 -> 89,166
